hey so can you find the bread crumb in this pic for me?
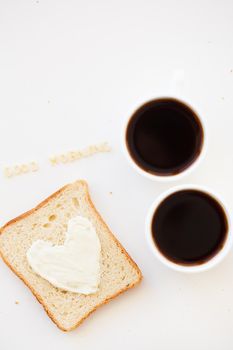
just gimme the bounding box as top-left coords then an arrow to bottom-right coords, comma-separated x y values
4,167 -> 13,178
49,156 -> 59,166
30,161 -> 39,172
21,164 -> 29,173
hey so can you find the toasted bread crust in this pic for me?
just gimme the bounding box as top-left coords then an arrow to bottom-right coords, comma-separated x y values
0,180 -> 142,331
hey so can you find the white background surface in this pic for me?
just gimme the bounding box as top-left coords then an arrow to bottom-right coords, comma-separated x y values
0,1 -> 233,349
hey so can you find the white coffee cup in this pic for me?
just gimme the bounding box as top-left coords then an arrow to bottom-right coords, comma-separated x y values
122,97 -> 207,182
145,184 -> 232,272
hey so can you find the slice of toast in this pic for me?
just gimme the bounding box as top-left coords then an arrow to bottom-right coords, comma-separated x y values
0,180 -> 142,331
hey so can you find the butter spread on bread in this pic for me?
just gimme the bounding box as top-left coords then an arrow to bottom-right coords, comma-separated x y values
27,216 -> 101,294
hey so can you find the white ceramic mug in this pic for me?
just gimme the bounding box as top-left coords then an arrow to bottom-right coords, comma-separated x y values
145,184 -> 232,272
122,96 -> 207,182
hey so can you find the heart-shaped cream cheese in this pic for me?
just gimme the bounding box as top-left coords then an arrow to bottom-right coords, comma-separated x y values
27,216 -> 101,294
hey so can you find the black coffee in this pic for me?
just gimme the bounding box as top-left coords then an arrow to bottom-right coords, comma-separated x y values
152,190 -> 228,265
126,98 -> 204,176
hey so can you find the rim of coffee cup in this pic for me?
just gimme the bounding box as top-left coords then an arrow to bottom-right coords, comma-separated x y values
145,184 -> 232,273
122,96 -> 207,182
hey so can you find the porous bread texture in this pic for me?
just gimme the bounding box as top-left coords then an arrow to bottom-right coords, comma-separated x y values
0,180 -> 142,331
